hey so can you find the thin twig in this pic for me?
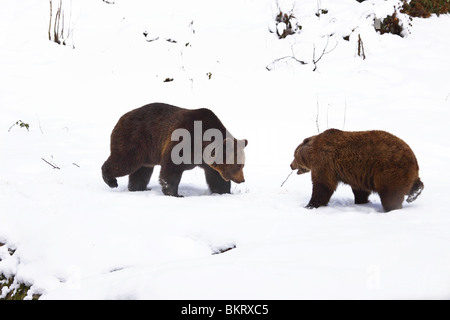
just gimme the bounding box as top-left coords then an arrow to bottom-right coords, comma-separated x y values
267,42 -> 307,71
48,0 -> 53,41
326,103 -> 331,129
41,158 -> 60,170
54,2 -> 60,43
316,93 -> 320,133
313,36 -> 338,71
357,34 -> 366,59
266,55 -> 306,71
280,171 -> 293,187
342,98 -> 347,130
267,36 -> 337,72
61,4 -> 65,45
37,116 -> 44,134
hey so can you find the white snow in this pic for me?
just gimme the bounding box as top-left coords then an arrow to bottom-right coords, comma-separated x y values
1,0 -> 450,299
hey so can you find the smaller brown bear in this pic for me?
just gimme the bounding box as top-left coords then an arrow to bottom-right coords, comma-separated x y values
290,129 -> 424,212
102,103 -> 248,197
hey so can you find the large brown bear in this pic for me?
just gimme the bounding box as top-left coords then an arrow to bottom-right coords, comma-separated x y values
102,103 -> 248,197
290,129 -> 424,212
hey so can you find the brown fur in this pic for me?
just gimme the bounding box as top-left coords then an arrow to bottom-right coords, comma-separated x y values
102,103 -> 247,197
290,129 -> 424,212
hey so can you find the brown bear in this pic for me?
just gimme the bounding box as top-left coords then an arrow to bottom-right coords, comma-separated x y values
102,103 -> 248,197
290,129 -> 424,212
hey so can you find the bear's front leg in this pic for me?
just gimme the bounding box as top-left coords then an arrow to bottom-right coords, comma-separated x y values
159,165 -> 184,197
306,181 -> 335,209
204,166 -> 231,194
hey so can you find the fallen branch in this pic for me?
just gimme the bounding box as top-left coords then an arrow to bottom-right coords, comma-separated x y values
41,158 -> 60,170
266,55 -> 306,71
280,171 -> 293,187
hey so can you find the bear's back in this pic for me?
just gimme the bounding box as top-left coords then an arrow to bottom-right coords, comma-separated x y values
318,129 -> 415,160
124,103 -> 223,130
109,103 -> 229,160
314,129 -> 419,190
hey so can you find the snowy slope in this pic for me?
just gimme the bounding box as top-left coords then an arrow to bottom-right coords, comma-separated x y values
1,0 -> 450,299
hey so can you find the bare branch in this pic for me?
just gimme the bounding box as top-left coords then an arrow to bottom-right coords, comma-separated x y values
267,36 -> 337,72
266,42 -> 307,71
48,0 -> 52,40
312,36 -> 338,71
48,0 -> 73,47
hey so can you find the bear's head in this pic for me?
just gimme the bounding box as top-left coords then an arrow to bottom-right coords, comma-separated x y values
207,138 -> 248,184
290,136 -> 315,175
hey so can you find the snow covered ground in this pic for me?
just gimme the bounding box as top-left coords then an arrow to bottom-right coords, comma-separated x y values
1,0 -> 450,299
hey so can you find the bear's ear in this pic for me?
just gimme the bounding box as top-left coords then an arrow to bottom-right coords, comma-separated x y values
243,139 -> 248,147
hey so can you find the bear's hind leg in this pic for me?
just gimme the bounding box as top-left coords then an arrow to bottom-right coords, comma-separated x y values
102,155 -> 141,189
128,166 -> 154,191
102,166 -> 118,188
379,190 -> 404,212
102,157 -> 120,188
204,166 -> 231,194
352,188 -> 370,204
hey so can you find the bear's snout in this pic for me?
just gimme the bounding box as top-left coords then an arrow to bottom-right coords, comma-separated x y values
232,174 -> 245,184
218,170 -> 245,184
290,159 -> 298,170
